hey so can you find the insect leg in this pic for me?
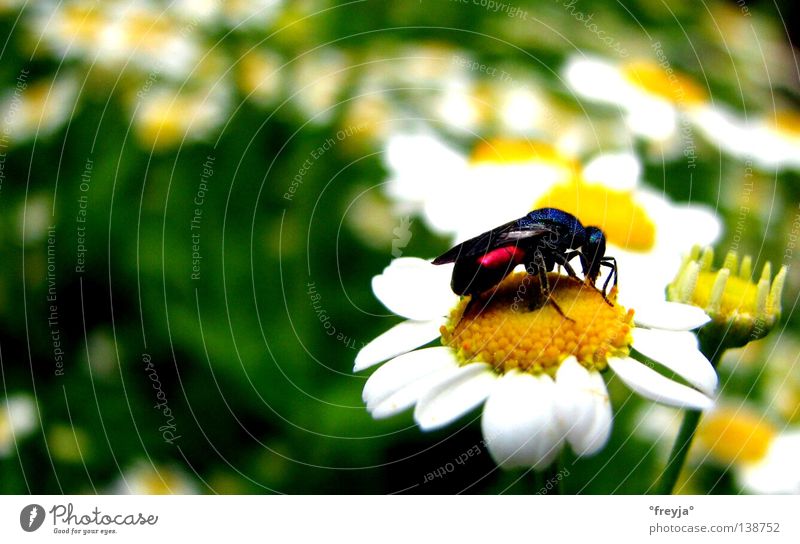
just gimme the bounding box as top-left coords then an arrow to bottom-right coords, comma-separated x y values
598,257 -> 618,305
530,251 -> 574,321
552,250 -> 583,279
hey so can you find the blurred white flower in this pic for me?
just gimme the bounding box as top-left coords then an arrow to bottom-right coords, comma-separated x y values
383,132 -> 721,309
0,75 -> 78,143
289,48 -> 350,124
16,194 -> 52,245
111,462 -> 199,494
237,49 -> 285,106
564,55 -> 708,152
691,108 -> 800,171
220,0 -> 284,30
384,133 -> 577,237
637,403 -> 800,494
132,85 -> 229,150
0,394 -> 37,457
33,0 -> 202,78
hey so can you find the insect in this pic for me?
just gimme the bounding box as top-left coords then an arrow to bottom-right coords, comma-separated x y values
432,208 -> 617,317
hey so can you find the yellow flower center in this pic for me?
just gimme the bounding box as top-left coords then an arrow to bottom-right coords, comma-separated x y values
138,468 -> 187,494
440,272 -> 634,375
692,271 -> 757,318
238,51 -> 282,100
696,408 -> 777,464
622,60 -> 707,106
771,111 -> 800,139
60,4 -> 105,45
534,181 -> 656,251
470,138 -> 580,173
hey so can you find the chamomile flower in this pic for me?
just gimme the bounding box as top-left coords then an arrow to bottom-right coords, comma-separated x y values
0,394 -> 37,457
640,403 -> 800,494
237,48 -> 285,107
692,108 -> 800,171
132,85 -> 229,150
384,133 -> 721,309
668,246 -> 787,349
355,257 -> 715,469
220,0 -> 284,30
0,75 -> 78,144
564,55 -> 708,148
33,0 -> 201,78
289,48 -> 350,124
111,462 -> 198,494
384,133 -> 577,238
695,406 -> 800,494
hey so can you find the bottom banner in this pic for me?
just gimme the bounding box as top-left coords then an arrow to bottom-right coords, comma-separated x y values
1,495 -> 798,542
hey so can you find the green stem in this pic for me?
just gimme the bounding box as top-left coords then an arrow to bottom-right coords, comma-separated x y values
655,350 -> 723,494
655,409 -> 702,494
558,449 -> 568,495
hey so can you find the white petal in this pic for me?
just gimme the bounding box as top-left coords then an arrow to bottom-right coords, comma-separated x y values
633,301 -> 711,331
555,358 -> 597,443
671,205 -> 722,248
372,258 -> 457,321
363,346 -> 457,406
563,56 -> 630,105
481,372 -> 563,470
738,431 -> 800,494
556,360 -> 612,456
414,363 -> 497,431
632,329 -> 717,395
385,133 -> 467,204
354,319 -> 444,372
582,152 -> 640,191
577,377 -> 613,456
607,356 -> 714,411
363,347 -> 461,419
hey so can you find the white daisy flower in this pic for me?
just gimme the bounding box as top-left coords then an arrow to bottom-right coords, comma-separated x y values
430,77 -> 487,134
0,75 -> 79,143
638,403 -> 800,494
691,107 -> 800,171
220,0 -> 283,30
697,406 -> 800,494
384,133 -> 576,238
237,48 -> 285,107
16,194 -> 52,245
563,55 -> 709,147
111,462 -> 199,494
0,394 -> 38,457
132,85 -> 229,150
289,48 -> 350,124
32,0 -> 202,78
383,133 -> 721,311
355,257 -> 716,470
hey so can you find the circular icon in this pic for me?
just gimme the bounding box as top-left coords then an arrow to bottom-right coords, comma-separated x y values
20,504 -> 45,532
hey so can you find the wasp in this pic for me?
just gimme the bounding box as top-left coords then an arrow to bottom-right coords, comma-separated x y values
432,208 -> 617,317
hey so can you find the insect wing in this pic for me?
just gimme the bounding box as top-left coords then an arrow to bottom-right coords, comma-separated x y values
432,220 -> 552,264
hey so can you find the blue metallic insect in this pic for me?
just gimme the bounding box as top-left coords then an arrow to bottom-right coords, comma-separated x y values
432,207 -> 617,317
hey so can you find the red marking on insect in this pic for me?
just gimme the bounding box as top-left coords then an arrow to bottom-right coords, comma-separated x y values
477,246 -> 526,268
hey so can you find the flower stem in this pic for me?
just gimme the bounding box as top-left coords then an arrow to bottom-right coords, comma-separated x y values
655,350 -> 723,494
654,408 -> 702,494
558,449 -> 568,495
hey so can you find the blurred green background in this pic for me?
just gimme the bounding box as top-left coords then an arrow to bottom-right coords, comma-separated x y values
1,0 -> 799,494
